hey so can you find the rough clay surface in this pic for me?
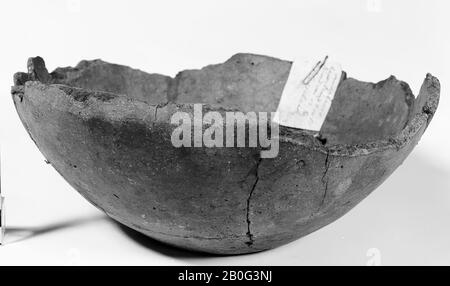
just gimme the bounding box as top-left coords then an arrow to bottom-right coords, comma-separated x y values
11,54 -> 439,254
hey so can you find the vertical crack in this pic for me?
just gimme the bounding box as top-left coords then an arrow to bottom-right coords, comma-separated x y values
153,101 -> 170,125
319,151 -> 331,209
245,156 -> 262,247
153,105 -> 158,127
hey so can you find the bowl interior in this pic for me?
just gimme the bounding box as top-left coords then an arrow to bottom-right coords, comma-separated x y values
50,54 -> 415,146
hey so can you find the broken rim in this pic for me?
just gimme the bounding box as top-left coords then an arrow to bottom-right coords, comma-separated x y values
11,55 -> 440,158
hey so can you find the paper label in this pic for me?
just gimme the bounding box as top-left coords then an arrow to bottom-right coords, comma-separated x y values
273,56 -> 342,131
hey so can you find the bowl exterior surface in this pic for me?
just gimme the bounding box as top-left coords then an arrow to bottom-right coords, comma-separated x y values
11,73 -> 439,254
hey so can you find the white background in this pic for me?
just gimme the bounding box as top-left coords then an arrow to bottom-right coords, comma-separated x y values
0,0 -> 449,265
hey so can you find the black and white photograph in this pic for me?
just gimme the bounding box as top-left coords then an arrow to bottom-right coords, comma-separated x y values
0,0 -> 449,272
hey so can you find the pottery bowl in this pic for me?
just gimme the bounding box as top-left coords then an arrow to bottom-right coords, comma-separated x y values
11,54 -> 439,254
